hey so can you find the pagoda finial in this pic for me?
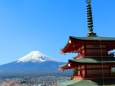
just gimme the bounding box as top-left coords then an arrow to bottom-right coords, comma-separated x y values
86,0 -> 97,37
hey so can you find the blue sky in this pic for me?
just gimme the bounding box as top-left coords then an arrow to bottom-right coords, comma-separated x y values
0,0 -> 115,65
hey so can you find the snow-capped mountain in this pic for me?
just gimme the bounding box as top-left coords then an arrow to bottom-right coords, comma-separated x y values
0,51 -> 67,76
17,51 -> 59,63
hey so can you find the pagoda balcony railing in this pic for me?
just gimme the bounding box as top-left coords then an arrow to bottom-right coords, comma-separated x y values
86,74 -> 110,77
73,52 -> 115,60
85,74 -> 115,78
74,74 -> 115,79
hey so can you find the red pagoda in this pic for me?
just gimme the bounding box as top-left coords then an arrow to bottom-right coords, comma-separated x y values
57,0 -> 115,86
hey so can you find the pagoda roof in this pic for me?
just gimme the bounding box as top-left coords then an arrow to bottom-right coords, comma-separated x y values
57,78 -> 115,86
60,36 -> 115,54
71,36 -> 115,41
59,57 -> 115,70
69,57 -> 115,64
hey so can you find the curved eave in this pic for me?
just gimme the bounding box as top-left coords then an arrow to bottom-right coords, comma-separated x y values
60,36 -> 82,54
58,63 -> 73,70
60,41 -> 72,54
59,60 -> 80,70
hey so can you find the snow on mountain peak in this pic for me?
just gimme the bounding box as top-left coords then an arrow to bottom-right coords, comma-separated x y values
17,51 -> 59,63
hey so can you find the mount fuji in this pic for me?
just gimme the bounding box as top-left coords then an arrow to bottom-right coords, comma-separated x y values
0,51 -> 66,76
17,51 -> 59,63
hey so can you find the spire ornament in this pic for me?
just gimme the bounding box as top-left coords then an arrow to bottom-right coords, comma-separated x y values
86,0 -> 97,37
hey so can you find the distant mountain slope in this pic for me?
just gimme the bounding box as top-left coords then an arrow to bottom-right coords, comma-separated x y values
0,51 -> 68,76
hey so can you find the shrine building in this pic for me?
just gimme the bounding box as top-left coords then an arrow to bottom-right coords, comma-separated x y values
57,0 -> 115,86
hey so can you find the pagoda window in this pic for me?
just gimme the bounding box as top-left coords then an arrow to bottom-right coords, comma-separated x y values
86,65 -> 110,78
86,45 -> 106,48
86,49 -> 107,56
87,65 -> 109,69
87,69 -> 109,75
